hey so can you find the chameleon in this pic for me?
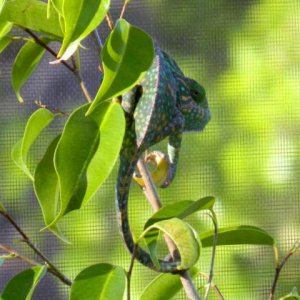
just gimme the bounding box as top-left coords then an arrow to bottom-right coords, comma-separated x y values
116,46 -> 211,273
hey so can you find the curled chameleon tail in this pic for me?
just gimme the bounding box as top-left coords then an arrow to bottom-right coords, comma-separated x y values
116,132 -> 181,272
115,46 -> 210,273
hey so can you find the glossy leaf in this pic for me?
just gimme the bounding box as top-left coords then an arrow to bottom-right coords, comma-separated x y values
0,0 -> 62,39
145,196 -> 216,229
280,287 -> 300,300
200,225 -> 276,247
0,0 -> 4,14
0,201 -> 6,213
57,0 -> 110,59
12,108 -> 56,180
86,19 -> 154,115
34,135 -> 67,242
51,0 -> 63,15
0,36 -> 12,53
0,266 -> 47,300
53,102 -> 125,224
12,39 -> 50,103
140,267 -> 198,300
0,20 -> 12,39
141,218 -> 200,271
70,263 -> 126,300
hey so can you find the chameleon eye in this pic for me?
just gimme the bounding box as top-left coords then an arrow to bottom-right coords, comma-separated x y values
191,90 -> 200,97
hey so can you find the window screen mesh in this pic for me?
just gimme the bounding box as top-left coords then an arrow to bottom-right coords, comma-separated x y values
1,1 -> 300,299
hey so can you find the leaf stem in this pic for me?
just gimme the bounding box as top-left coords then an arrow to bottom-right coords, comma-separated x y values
204,210 -> 218,300
0,210 -> 72,286
136,158 -> 201,300
268,241 -> 300,300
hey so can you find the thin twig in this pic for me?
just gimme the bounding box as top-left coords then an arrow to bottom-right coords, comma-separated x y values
126,245 -> 137,300
198,272 -> 225,300
120,0 -> 130,19
35,100 -> 69,116
91,29 -> 103,51
268,241 -> 300,300
0,210 -> 72,286
105,12 -> 114,30
204,210 -> 218,300
24,29 -> 92,103
24,29 -> 75,73
0,244 -> 39,267
136,159 -> 200,300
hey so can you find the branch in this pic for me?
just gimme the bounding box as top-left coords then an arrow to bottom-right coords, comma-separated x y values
24,29 -> 75,73
136,159 -> 201,300
0,210 -> 72,286
269,241 -> 300,300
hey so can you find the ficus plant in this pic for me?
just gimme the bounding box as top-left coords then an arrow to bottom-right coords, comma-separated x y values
0,1 -> 299,299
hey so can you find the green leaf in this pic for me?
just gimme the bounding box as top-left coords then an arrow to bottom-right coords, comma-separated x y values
280,287 -> 300,300
86,19 -> 154,115
145,196 -> 216,229
70,263 -> 126,300
200,225 -> 276,247
51,0 -> 63,15
0,0 -> 62,39
57,0 -> 110,59
0,36 -> 12,53
0,1 -> 4,14
0,201 -> 6,213
0,266 -> 47,300
12,39 -> 50,103
0,258 -> 4,267
34,135 -> 68,242
12,108 -> 56,180
140,267 -> 198,300
141,218 -> 201,271
0,20 -> 12,39
53,102 -> 125,224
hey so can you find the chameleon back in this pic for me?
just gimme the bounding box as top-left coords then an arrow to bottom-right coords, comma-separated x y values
122,47 -> 181,152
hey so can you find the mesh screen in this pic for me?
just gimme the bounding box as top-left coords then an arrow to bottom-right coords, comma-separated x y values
1,1 -> 300,299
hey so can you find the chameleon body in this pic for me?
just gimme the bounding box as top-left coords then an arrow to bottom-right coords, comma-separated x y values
116,46 -> 210,273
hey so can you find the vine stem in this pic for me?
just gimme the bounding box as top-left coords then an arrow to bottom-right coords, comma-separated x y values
136,159 -> 201,300
268,241 -> 300,300
24,29 -> 92,103
0,210 -> 72,286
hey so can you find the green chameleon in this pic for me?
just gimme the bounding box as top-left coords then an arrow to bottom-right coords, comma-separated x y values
116,46 -> 211,273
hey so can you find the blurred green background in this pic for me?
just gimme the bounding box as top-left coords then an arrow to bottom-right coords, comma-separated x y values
0,0 -> 300,299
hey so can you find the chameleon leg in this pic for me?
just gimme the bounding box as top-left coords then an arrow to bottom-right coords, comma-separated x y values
160,132 -> 182,188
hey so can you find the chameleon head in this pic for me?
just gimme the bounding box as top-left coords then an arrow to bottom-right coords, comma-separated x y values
178,77 -> 211,132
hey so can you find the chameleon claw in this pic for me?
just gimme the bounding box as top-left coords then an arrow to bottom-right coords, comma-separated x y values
133,151 -> 170,188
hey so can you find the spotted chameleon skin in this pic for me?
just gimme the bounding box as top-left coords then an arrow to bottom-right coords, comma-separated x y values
116,46 -> 210,273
